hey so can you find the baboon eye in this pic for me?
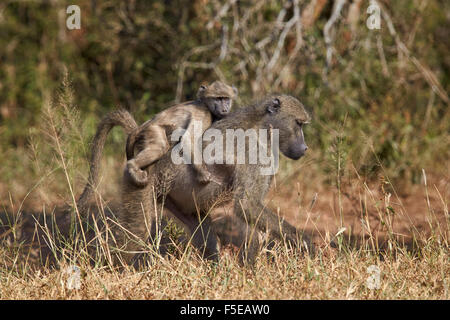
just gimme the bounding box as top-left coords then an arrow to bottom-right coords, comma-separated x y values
273,98 -> 281,107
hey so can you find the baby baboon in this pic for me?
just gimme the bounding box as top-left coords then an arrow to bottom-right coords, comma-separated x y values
126,81 -> 237,187
123,95 -> 312,265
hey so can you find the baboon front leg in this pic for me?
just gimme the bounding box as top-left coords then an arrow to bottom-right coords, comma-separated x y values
214,215 -> 260,265
191,215 -> 219,261
165,199 -> 219,261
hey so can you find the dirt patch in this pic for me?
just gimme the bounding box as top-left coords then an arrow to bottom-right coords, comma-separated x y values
267,173 -> 449,248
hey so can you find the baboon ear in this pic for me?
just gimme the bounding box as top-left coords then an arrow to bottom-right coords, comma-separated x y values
232,85 -> 238,97
267,98 -> 281,114
197,84 -> 208,98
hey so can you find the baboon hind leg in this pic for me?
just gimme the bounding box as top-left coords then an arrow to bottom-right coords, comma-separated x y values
191,215 -> 219,261
118,183 -> 172,268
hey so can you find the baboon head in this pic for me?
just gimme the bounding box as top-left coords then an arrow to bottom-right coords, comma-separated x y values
263,95 -> 310,160
197,81 -> 238,119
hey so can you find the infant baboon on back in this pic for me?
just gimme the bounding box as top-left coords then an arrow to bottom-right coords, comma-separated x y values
124,95 -> 313,265
77,95 -> 312,266
126,81 -> 237,187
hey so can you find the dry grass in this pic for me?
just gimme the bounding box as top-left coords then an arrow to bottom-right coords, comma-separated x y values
1,162 -> 448,300
0,240 -> 448,299
0,82 -> 448,300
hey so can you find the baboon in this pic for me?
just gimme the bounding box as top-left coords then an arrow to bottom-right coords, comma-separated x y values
125,81 -> 237,187
121,94 -> 312,265
75,108 -> 174,265
75,81 -> 236,264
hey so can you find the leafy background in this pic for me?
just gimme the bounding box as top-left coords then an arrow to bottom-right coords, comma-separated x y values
0,0 -> 448,213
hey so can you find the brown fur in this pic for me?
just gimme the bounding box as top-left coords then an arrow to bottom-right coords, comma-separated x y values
125,81 -> 237,187
120,94 -> 313,265
77,109 -> 137,215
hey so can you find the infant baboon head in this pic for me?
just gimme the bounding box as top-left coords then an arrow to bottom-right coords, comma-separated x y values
197,81 -> 237,119
263,94 -> 311,160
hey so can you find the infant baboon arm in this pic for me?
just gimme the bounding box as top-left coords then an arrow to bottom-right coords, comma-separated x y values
192,164 -> 213,184
181,115 -> 214,184
126,124 -> 170,187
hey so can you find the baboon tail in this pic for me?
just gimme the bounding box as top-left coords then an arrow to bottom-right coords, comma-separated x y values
125,128 -> 138,160
77,109 -> 138,214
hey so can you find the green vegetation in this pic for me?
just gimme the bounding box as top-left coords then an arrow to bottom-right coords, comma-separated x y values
1,0 -> 448,192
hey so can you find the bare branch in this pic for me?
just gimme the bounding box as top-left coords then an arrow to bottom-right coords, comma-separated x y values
302,0 -> 328,29
176,25 -> 229,102
274,0 -> 304,87
374,0 -> 449,104
267,0 -> 301,72
206,0 -> 237,30
376,35 -> 389,77
323,0 -> 347,70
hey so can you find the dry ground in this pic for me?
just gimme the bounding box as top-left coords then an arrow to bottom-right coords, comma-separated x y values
0,155 -> 448,300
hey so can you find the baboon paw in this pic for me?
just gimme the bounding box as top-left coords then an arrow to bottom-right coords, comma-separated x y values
196,171 -> 212,184
197,172 -> 223,186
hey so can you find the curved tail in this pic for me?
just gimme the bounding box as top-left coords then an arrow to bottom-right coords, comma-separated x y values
126,128 -> 138,160
77,109 -> 138,214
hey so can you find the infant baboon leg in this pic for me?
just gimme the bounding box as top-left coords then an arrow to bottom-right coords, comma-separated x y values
126,160 -> 149,188
132,124 -> 170,168
127,125 -> 170,187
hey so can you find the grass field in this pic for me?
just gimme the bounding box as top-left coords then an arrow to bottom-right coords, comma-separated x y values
0,99 -> 448,300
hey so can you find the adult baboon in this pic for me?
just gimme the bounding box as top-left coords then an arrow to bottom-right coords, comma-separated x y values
126,81 -> 237,187
75,108 -> 185,265
121,94 -> 312,265
76,81 -> 236,263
